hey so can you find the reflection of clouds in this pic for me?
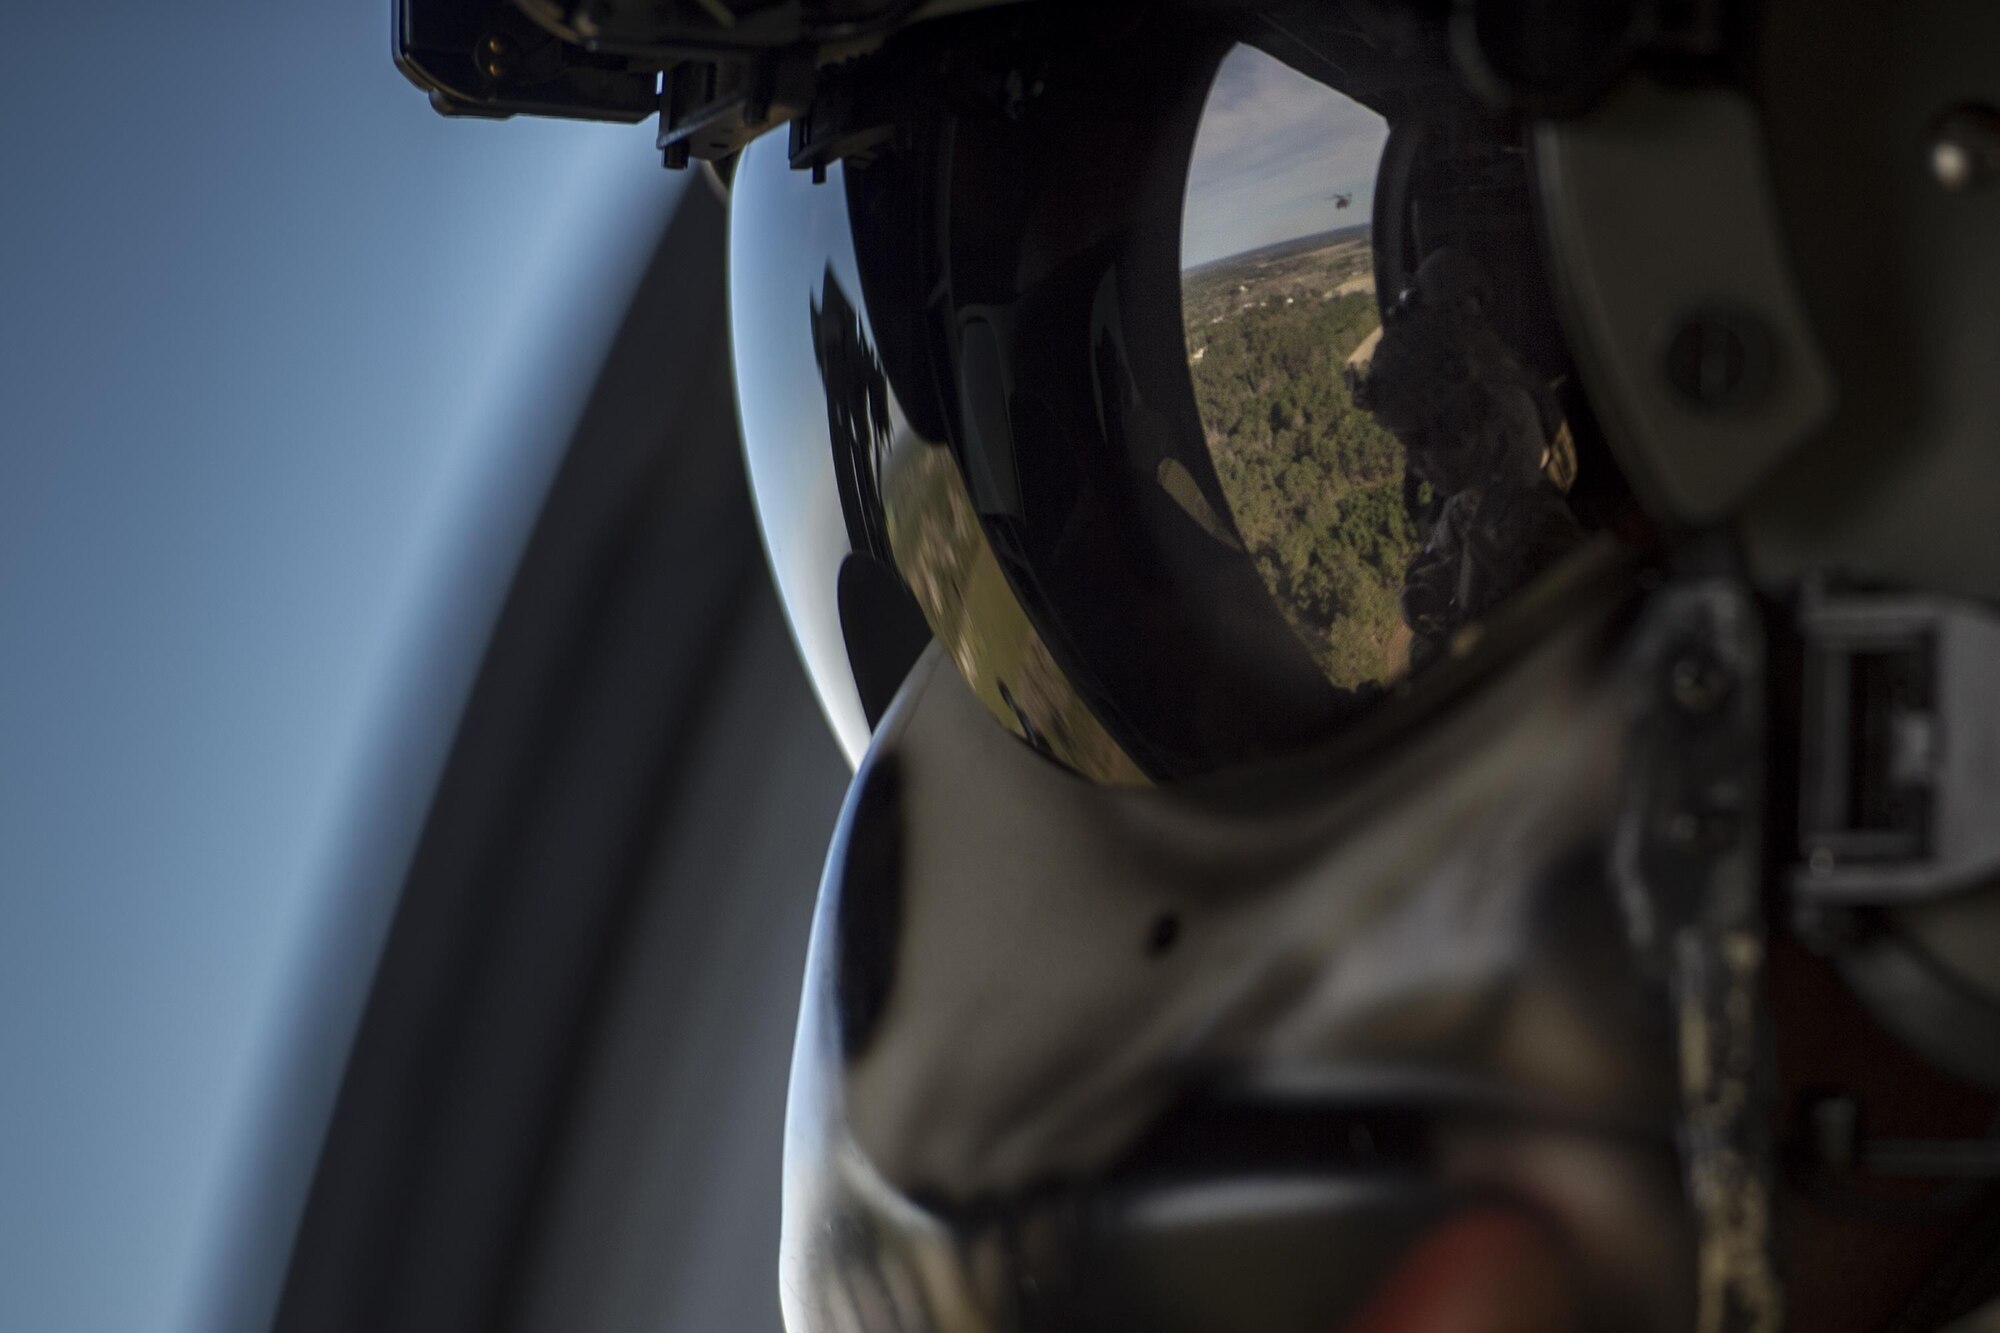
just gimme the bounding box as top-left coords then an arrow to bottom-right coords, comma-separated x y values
1183,45 -> 1389,269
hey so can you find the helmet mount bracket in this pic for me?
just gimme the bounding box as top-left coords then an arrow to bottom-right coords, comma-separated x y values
1794,588 -> 2000,907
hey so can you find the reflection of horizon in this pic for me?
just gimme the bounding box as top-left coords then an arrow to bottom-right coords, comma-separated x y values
1181,222 -> 1372,278
1182,44 -> 1389,269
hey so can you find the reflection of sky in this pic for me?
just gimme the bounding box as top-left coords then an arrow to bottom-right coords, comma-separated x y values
730,142 -> 877,767
0,7 -> 679,1332
1181,45 -> 1390,270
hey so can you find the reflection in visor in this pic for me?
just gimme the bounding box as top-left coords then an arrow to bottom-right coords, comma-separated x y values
807,238 -> 1146,784
1183,48 -> 1411,692
812,254 -> 1147,786
1182,46 -> 1584,692
739,27 -> 1608,785
882,441 -> 1148,787
732,141 -> 1147,782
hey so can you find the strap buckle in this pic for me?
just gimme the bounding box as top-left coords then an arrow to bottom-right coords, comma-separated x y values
1795,587 -> 2000,903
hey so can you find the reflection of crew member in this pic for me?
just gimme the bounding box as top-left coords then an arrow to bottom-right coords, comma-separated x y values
1355,250 -> 1584,670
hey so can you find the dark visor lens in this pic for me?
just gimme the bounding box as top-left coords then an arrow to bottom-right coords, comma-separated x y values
734,16 -> 1621,783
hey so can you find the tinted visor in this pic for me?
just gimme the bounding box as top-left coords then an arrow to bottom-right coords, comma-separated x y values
731,11 -> 1628,782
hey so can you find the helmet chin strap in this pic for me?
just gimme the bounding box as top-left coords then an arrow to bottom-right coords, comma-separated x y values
1609,561 -> 1782,1333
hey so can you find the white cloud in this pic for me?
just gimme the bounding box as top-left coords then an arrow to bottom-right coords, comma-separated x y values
1181,44 -> 1389,269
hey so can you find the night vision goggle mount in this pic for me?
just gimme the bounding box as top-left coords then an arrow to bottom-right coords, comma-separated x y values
395,0 -> 1734,174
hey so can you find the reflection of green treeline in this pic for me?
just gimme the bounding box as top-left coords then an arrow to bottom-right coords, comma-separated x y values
1188,288 -> 1415,689
884,445 -> 1146,785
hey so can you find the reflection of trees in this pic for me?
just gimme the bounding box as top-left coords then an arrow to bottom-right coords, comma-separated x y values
809,268 -> 1141,782
883,445 -> 1145,786
1188,246 -> 1585,688
1187,282 -> 1415,689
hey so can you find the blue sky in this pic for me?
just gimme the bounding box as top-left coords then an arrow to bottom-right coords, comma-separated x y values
1181,44 -> 1391,269
0,7 -> 679,1331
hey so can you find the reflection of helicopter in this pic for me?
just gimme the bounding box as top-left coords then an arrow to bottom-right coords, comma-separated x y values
1332,192 -> 1353,209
